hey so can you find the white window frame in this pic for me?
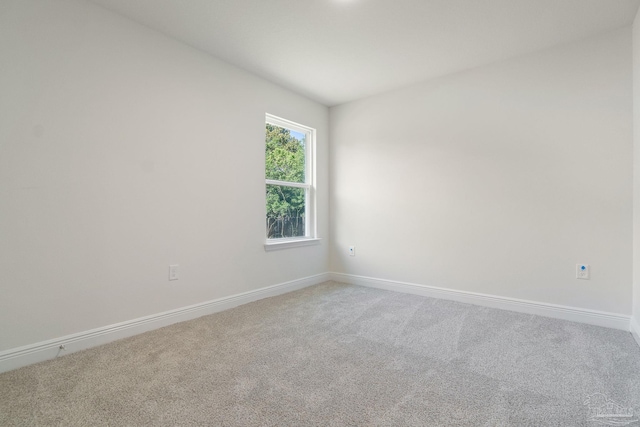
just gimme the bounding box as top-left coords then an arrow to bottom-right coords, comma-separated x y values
264,114 -> 320,251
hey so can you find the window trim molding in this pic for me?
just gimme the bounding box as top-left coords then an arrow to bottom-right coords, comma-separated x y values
264,113 -> 317,248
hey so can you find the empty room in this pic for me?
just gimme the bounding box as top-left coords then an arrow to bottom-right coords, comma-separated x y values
2,0 -> 640,425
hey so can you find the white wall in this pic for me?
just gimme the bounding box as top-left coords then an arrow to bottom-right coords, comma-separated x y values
0,0 -> 329,351
633,8 -> 640,331
330,28 -> 633,315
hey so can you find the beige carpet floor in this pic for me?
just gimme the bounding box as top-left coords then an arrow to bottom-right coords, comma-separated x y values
1,281 -> 640,426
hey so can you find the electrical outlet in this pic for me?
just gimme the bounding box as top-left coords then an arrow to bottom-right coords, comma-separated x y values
576,264 -> 590,280
169,264 -> 179,281
348,246 -> 355,257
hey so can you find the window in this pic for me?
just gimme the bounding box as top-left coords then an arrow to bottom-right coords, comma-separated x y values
264,114 -> 319,250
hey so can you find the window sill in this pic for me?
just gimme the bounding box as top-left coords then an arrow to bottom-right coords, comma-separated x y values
264,237 -> 322,252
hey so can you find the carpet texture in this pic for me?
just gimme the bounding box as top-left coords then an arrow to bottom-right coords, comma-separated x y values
1,281 -> 639,426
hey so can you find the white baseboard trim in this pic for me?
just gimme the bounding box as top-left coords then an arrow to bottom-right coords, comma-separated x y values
631,317 -> 640,349
0,273 -> 330,374
330,272 -> 631,331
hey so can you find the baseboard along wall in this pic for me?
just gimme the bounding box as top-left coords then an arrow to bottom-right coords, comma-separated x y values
2,271 -> 637,373
0,273 -> 331,374
631,317 -> 640,349
330,272 -> 632,332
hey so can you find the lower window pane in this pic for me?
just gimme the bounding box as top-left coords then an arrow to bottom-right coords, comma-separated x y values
266,184 -> 306,239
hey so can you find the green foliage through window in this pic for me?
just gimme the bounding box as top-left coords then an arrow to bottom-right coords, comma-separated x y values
265,123 -> 307,239
265,124 -> 305,183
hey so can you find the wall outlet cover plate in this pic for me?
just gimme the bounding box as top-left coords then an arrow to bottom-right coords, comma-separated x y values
576,264 -> 590,280
169,264 -> 179,281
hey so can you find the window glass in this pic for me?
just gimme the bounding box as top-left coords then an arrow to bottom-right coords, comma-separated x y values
265,115 -> 314,241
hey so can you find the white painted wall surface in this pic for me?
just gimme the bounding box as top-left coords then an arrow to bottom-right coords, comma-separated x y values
330,29 -> 633,315
0,0 -> 329,351
633,9 -> 640,329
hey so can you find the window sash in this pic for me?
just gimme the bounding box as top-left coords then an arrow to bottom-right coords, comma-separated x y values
265,184 -> 309,239
265,179 -> 310,189
266,115 -> 312,186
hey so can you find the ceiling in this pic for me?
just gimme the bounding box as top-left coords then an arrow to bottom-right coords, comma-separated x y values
89,0 -> 640,106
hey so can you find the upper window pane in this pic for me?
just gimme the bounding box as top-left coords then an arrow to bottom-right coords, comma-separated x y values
265,123 -> 306,183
